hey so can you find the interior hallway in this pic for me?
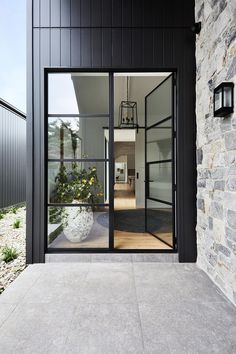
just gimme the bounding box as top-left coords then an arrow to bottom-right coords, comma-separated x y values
114,183 -> 171,250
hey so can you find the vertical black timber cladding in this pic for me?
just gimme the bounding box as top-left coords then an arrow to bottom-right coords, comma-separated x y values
40,0 -> 50,27
112,0 -> 122,27
112,29 -> 122,67
153,29 -> 164,67
132,29 -> 143,67
122,29 -> 132,66
91,0 -> 102,27
101,0 -> 112,27
29,0 -> 196,262
143,29 -> 154,67
51,29 -> 60,66
81,0 -> 91,27
50,0 -> 60,27
81,29 -> 91,67
61,29 -> 71,66
122,0 -> 132,27
92,29 -> 102,67
132,0 -> 143,27
71,0 -> 81,27
102,29 -> 112,67
71,29 -> 80,67
61,0 -> 71,27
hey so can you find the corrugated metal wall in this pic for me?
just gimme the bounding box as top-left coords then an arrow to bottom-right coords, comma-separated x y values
0,103 -> 26,208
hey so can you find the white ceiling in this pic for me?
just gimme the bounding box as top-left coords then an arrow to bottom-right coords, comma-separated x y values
71,73 -> 169,126
104,129 -> 136,142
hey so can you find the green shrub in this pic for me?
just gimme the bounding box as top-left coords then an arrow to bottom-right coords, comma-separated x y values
1,246 -> 18,263
13,219 -> 21,229
10,207 -> 17,214
0,213 -> 4,220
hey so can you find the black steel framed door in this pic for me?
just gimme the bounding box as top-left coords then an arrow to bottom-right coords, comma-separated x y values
145,74 -> 176,249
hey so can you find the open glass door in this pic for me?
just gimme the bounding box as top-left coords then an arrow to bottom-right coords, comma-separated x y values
145,74 -> 176,248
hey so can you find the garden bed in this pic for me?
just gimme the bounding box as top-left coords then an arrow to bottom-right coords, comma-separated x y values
0,205 -> 26,293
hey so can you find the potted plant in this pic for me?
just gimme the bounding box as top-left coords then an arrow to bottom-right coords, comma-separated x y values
51,163 -> 103,242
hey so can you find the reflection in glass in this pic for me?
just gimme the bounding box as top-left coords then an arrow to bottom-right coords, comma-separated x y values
146,199 -> 173,246
48,73 -> 109,114
149,162 -> 172,203
224,87 -> 232,107
48,162 -> 107,204
48,117 -> 108,159
214,90 -> 222,110
146,76 -> 172,127
147,126 -> 172,162
48,205 -> 109,248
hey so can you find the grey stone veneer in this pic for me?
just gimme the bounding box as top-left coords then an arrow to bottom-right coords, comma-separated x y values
195,0 -> 236,305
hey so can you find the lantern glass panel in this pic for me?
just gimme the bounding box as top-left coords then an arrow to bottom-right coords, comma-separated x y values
215,89 -> 222,111
223,87 -> 232,107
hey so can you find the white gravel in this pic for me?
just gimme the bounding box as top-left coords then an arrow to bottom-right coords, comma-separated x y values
0,206 -> 26,293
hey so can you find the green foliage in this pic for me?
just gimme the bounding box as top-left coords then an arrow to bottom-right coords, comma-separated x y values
0,212 -> 4,220
13,219 -> 21,229
10,207 -> 17,214
1,246 -> 18,263
51,164 -> 103,206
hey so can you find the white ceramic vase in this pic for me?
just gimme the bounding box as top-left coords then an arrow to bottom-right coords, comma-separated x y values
63,201 -> 94,243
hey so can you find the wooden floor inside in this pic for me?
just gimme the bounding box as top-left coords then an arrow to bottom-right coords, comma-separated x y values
114,183 -> 171,250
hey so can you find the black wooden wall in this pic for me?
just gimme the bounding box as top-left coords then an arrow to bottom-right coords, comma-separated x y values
27,0 -> 196,263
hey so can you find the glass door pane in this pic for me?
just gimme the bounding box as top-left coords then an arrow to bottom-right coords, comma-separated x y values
47,72 -> 110,249
145,74 -> 175,248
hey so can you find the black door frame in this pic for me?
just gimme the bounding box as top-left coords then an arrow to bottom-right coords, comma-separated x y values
45,68 -> 178,254
144,73 -> 177,249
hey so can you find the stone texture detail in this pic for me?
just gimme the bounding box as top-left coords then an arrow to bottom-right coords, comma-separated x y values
197,198 -> 205,212
209,201 -> 223,219
225,131 -> 236,150
227,210 -> 236,229
214,180 -> 225,190
196,0 -> 236,306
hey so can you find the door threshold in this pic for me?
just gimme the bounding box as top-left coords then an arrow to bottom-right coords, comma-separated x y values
45,253 -> 179,263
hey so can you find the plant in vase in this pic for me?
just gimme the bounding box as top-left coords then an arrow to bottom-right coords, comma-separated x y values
51,163 -> 103,243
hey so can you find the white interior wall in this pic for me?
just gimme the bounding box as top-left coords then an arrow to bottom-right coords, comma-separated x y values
71,74 -> 171,208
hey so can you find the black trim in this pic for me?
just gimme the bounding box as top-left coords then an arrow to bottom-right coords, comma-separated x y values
109,73 -> 114,249
145,73 -> 173,99
147,159 -> 172,165
48,203 -> 109,207
147,197 -> 172,206
48,114 -> 109,118
144,74 -> 176,250
146,116 -> 172,130
45,68 -> 177,74
48,158 -> 109,162
0,98 -> 26,119
148,231 -> 173,248
46,248 -> 177,253
45,69 -> 178,255
34,26 -> 194,30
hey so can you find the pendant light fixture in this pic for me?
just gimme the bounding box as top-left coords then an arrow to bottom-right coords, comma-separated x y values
119,76 -> 138,129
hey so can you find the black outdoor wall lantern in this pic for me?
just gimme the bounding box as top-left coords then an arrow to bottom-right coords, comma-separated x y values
214,82 -> 234,117
119,77 -> 138,129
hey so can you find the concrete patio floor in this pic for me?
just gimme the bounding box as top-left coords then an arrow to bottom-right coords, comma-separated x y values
0,263 -> 235,354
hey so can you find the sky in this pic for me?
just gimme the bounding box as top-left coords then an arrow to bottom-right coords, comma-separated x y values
0,0 -> 26,112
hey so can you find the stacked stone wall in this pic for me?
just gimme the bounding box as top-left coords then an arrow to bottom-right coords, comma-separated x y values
196,0 -> 236,305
